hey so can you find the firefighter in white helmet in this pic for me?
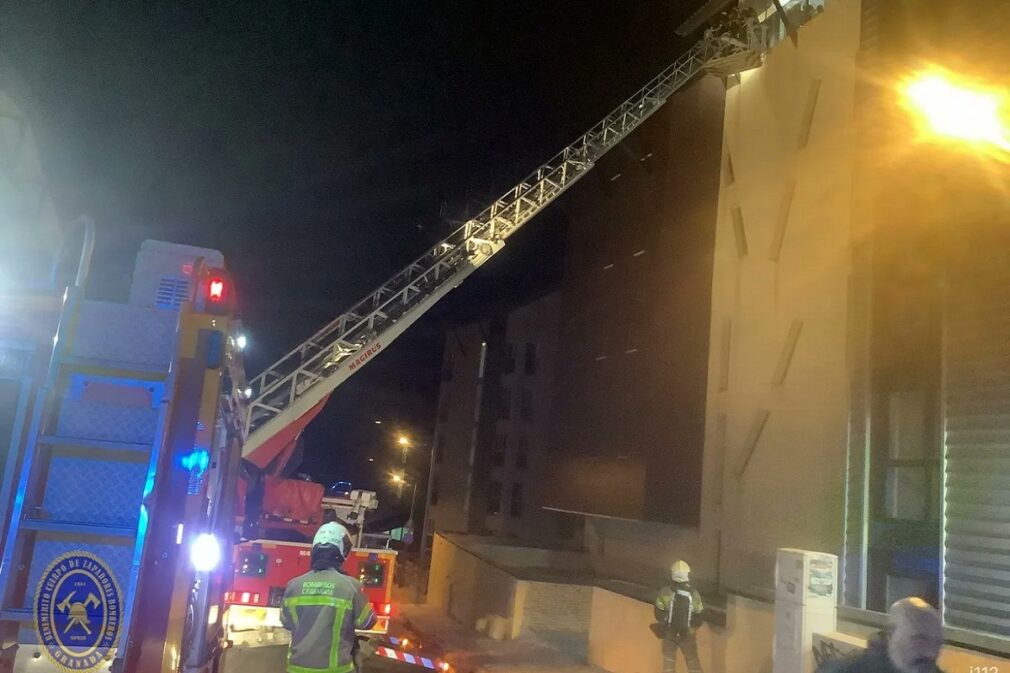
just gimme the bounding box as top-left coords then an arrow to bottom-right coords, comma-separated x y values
280,522 -> 377,673
653,560 -> 705,673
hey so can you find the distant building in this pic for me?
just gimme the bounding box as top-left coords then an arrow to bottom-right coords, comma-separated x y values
424,291 -> 578,548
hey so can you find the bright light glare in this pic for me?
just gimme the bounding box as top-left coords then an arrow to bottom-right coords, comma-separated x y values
902,68 -> 1010,151
190,533 -> 221,572
397,435 -> 410,447
243,387 -> 253,399
236,334 -> 248,350
391,474 -> 403,484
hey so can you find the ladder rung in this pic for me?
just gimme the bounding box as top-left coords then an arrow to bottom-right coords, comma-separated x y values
59,355 -> 169,380
21,518 -> 136,538
39,435 -> 151,454
0,608 -> 32,622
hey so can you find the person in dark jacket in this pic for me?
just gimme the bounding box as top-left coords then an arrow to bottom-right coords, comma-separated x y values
817,597 -> 944,673
653,560 -> 705,673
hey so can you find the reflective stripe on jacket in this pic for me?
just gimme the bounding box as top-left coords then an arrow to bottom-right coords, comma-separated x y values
280,568 -> 377,673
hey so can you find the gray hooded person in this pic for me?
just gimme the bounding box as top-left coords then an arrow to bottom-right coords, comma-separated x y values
817,597 -> 944,673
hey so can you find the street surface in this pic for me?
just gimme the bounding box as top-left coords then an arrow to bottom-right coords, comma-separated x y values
219,606 -> 602,673
220,643 -> 417,673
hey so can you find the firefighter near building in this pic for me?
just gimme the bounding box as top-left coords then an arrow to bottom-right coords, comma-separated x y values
0,6 -> 790,671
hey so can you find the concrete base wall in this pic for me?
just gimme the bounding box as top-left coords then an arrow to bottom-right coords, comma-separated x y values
589,590 -> 1010,673
517,581 -> 593,659
427,533 -> 593,655
427,534 -> 522,636
589,590 -> 773,673
815,630 -> 1010,671
428,534 -> 1010,672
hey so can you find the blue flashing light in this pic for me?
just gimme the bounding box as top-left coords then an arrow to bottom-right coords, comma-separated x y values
181,449 -> 210,473
181,448 -> 210,495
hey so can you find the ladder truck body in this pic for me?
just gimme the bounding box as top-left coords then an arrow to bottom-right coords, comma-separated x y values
0,237 -> 248,673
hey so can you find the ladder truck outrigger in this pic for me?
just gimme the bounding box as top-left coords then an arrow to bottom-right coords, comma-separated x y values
0,8 -> 794,672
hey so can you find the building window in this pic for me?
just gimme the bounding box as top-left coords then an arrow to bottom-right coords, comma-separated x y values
494,386 -> 511,420
524,343 -> 538,375
430,477 -> 440,506
510,483 -> 524,518
845,266 -> 943,614
503,343 -> 516,374
519,388 -> 533,421
491,433 -> 507,467
487,481 -> 502,515
516,437 -> 528,470
435,434 -> 444,463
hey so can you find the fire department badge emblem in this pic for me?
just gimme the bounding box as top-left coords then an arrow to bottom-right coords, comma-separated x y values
34,551 -> 123,672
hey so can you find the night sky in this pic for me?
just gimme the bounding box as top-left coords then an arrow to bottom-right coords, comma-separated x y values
3,1 -> 704,497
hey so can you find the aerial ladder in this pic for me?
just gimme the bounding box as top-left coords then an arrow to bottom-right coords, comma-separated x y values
242,21 -> 775,472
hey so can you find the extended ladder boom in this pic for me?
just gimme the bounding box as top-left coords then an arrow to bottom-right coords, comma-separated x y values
242,29 -> 762,467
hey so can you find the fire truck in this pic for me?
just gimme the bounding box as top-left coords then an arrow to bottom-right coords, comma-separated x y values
0,7 -> 782,671
224,481 -> 397,643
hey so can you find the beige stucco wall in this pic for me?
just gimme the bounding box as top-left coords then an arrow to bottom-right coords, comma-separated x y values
710,0 -> 861,596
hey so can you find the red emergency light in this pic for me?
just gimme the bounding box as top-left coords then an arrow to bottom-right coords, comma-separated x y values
224,591 -> 261,605
208,278 -> 226,303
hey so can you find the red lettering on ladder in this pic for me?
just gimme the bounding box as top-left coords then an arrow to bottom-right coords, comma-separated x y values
348,342 -> 382,372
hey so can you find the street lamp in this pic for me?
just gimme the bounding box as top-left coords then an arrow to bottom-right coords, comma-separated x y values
396,435 -> 411,498
901,67 -> 1010,153
390,472 -> 418,541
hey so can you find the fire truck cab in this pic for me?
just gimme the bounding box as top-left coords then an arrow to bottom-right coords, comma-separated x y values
225,485 -> 397,644
224,540 -> 397,645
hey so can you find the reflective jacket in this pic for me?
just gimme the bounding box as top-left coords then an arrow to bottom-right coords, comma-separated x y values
654,582 -> 704,638
280,568 -> 377,673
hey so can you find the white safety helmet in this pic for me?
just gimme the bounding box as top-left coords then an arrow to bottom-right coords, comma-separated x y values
670,560 -> 691,583
313,522 -> 352,559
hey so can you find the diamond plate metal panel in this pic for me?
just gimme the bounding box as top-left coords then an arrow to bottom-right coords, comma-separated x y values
72,301 -> 178,369
56,399 -> 159,444
43,455 -> 146,527
22,539 -> 133,609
